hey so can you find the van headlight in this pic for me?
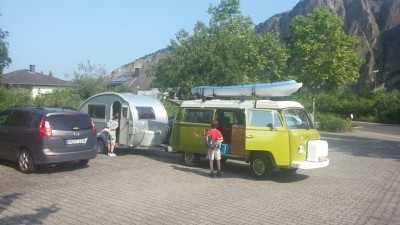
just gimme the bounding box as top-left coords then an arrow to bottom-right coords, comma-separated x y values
298,144 -> 305,154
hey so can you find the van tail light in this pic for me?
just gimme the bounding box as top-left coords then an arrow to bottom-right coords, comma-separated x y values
39,117 -> 52,136
91,119 -> 97,134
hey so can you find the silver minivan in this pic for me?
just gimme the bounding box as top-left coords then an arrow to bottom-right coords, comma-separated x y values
0,106 -> 98,173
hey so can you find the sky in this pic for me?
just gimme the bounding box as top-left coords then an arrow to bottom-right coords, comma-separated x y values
0,0 -> 299,80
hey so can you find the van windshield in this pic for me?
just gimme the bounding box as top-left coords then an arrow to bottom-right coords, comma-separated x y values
284,109 -> 314,129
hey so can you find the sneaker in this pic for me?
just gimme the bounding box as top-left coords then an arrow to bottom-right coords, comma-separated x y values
217,171 -> 222,177
108,152 -> 116,157
210,171 -> 214,177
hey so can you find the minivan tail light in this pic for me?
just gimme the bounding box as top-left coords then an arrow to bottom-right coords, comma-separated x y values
39,117 -> 52,136
91,119 -> 97,134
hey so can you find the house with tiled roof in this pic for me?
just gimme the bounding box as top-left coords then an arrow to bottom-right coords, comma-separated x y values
1,65 -> 67,98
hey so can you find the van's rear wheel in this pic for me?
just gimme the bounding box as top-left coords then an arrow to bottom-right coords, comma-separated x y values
250,155 -> 273,180
18,149 -> 35,174
97,138 -> 108,154
182,152 -> 200,167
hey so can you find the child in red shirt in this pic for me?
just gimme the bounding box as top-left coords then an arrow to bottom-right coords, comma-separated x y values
206,120 -> 223,177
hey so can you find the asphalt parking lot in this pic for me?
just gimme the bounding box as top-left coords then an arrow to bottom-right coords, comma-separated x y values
1,129 -> 400,225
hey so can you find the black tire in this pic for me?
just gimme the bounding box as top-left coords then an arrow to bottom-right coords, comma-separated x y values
250,154 -> 273,180
18,149 -> 35,174
97,138 -> 108,154
75,159 -> 89,167
182,152 -> 200,167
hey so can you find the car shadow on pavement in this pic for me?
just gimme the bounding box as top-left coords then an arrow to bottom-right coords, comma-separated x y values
0,193 -> 60,224
115,147 -> 183,165
170,160 -> 309,183
322,133 -> 400,161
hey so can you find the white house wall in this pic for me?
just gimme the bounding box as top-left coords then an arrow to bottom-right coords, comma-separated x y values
32,86 -> 58,98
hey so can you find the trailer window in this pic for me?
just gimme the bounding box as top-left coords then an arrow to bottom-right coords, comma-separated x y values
183,109 -> 213,124
136,107 -> 155,120
88,105 -> 106,119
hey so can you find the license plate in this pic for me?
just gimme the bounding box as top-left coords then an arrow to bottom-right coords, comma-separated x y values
66,138 -> 87,145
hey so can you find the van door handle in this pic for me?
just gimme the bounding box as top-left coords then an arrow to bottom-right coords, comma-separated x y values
246,135 -> 253,138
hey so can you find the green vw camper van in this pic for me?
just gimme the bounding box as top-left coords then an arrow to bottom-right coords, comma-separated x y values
170,99 -> 329,179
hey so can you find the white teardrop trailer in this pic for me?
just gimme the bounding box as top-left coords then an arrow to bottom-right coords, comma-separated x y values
78,92 -> 169,153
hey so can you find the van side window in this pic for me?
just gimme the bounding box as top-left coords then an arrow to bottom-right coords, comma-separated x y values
136,107 -> 155,120
88,105 -> 106,119
8,110 -> 31,127
248,110 -> 282,128
183,109 -> 213,124
28,113 -> 43,128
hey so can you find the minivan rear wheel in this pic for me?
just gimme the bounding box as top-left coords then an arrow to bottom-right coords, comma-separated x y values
18,149 -> 35,174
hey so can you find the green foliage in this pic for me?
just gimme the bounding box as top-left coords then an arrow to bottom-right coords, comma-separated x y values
111,84 -> 132,93
299,88 -> 400,124
34,88 -> 83,108
149,0 -> 289,99
0,17 -> 12,75
0,86 -> 33,110
162,99 -> 181,118
68,60 -> 108,100
316,114 -> 352,132
372,89 -> 400,124
286,6 -> 362,93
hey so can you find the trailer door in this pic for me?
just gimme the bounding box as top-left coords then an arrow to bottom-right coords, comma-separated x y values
119,102 -> 131,146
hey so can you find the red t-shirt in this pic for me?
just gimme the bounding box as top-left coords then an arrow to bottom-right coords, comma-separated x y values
206,128 -> 223,142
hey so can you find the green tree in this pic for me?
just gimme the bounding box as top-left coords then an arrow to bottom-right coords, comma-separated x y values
49,71 -> 53,77
34,88 -> 83,108
0,86 -> 33,110
149,0 -> 288,98
0,14 -> 12,75
111,84 -> 132,93
285,6 -> 362,116
68,60 -> 108,100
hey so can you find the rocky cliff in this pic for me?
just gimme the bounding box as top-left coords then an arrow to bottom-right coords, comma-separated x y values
255,0 -> 400,90
112,0 -> 400,91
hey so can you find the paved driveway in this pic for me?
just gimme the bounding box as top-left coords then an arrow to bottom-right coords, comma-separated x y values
0,127 -> 400,224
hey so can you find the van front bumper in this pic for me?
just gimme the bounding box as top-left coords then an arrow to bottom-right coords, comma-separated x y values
291,159 -> 329,169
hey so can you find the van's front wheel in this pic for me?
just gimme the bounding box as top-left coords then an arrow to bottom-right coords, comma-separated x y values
182,152 -> 200,167
250,155 -> 273,180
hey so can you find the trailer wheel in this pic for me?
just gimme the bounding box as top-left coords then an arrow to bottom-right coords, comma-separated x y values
97,138 -> 108,154
182,152 -> 200,167
250,155 -> 273,180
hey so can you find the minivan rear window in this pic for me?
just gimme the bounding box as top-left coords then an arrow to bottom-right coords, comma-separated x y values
47,114 -> 92,131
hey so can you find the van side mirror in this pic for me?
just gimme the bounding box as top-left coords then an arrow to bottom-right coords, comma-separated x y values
267,123 -> 277,130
